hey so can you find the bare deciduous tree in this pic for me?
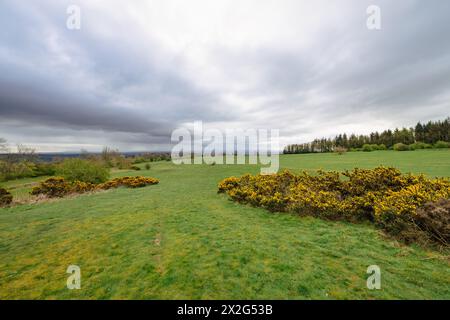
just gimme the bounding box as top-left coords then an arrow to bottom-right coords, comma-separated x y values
14,144 -> 38,163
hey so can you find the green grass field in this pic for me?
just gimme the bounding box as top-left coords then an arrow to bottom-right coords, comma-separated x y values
1,150 -> 449,299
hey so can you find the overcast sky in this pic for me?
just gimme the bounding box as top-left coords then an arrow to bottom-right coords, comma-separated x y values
1,0 -> 449,152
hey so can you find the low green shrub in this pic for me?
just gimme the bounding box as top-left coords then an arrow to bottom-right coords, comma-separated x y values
362,144 -> 374,152
131,153 -> 171,163
0,160 -> 57,181
393,143 -> 410,151
56,159 -> 110,184
434,141 -> 449,149
410,142 -> 432,150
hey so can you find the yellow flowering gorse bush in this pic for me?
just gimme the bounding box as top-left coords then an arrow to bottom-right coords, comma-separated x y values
0,187 -> 13,207
218,167 -> 450,246
31,176 -> 159,198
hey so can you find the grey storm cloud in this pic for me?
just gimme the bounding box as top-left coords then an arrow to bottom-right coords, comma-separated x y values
0,0 -> 449,151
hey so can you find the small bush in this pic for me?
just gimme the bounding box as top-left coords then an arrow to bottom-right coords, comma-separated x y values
434,141 -> 449,149
410,142 -> 432,150
0,160 -> 36,181
133,157 -> 146,164
393,143 -> 410,151
33,163 -> 57,177
145,164 -> 151,170
30,176 -> 159,198
361,144 -> 385,152
131,153 -> 171,163
362,144 -> 374,152
0,187 -> 13,206
31,177 -> 71,198
56,159 -> 110,184
370,144 -> 380,151
115,157 -> 133,170
130,165 -> 141,171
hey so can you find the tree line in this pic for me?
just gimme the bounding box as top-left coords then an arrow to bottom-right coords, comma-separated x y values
284,117 -> 450,154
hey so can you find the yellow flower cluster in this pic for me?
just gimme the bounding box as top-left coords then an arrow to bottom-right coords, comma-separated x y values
218,167 -> 450,222
31,176 -> 160,198
374,180 -> 450,219
98,176 -> 159,189
31,177 -> 72,197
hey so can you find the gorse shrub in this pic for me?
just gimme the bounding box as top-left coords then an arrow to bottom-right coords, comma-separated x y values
0,187 -> 13,206
218,167 -> 450,246
31,177 -> 70,198
132,153 -> 171,163
31,176 -> 159,198
393,143 -> 410,151
362,144 -> 374,152
359,144 -> 387,152
0,160 -> 57,182
33,163 -> 57,177
98,176 -> 159,190
56,159 -> 110,184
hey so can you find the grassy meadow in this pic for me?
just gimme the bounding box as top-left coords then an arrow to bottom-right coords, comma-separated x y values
0,150 -> 449,299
